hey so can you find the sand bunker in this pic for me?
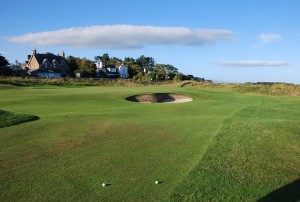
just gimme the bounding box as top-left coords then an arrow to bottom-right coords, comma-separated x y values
125,93 -> 193,103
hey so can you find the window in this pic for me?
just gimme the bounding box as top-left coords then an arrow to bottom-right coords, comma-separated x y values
52,60 -> 57,68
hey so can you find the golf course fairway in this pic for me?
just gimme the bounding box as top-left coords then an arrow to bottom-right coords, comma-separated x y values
0,85 -> 299,201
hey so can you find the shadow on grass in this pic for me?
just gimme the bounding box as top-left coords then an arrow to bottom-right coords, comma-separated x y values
0,110 -> 40,128
257,179 -> 300,202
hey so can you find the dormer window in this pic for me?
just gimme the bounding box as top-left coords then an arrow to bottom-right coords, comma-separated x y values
42,59 -> 49,68
52,60 -> 57,68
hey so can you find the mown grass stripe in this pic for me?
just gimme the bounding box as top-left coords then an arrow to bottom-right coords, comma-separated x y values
171,97 -> 300,201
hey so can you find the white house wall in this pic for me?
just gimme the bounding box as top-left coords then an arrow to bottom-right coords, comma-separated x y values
118,65 -> 129,78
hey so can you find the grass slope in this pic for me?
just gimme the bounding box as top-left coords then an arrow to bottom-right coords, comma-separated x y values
0,86 -> 257,201
171,96 -> 300,201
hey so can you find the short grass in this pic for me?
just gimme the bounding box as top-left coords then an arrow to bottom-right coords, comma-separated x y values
0,85 -> 299,201
171,96 -> 300,201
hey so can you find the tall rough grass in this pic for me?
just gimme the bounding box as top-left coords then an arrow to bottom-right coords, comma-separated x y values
0,77 -> 299,96
180,81 -> 300,96
0,77 -> 146,87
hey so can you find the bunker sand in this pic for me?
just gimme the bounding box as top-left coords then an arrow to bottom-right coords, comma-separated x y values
125,93 -> 193,103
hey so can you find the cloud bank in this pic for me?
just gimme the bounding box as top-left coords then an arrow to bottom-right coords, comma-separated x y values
260,33 -> 281,43
7,25 -> 234,49
219,60 -> 289,67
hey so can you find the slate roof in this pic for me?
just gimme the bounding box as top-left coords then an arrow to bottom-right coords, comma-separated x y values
34,53 -> 67,65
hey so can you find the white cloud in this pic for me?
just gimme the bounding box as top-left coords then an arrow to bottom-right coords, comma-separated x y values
7,25 -> 234,49
260,33 -> 282,43
219,60 -> 290,67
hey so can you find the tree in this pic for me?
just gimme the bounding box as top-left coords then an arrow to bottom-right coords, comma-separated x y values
185,75 -> 194,80
0,54 -> 12,76
101,53 -> 110,65
136,55 -> 146,67
128,64 -> 142,78
0,54 -> 9,67
107,56 -> 122,66
136,55 -> 155,71
174,73 -> 183,81
93,53 -> 185,79
154,64 -> 166,80
9,60 -> 27,77
94,53 -> 110,66
67,56 -> 79,76
123,57 -> 141,78
76,58 -> 96,78
165,64 -> 178,80
147,71 -> 157,81
152,63 -> 180,80
165,64 -> 178,73
123,57 -> 135,67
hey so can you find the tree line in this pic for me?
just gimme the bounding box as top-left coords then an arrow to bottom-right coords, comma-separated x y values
70,53 -> 193,80
0,54 -> 27,76
0,53 -> 195,80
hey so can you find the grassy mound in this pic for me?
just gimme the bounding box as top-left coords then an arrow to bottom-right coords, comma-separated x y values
0,110 -> 39,128
171,96 -> 300,201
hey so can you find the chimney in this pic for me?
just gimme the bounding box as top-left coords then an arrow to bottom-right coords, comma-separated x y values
33,48 -> 37,55
60,51 -> 65,58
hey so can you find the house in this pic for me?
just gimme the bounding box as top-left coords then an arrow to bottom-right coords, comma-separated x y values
26,48 -> 71,78
116,64 -> 129,78
95,59 -> 128,78
104,66 -> 120,78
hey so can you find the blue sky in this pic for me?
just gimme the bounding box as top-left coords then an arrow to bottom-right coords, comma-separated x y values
1,0 -> 299,83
